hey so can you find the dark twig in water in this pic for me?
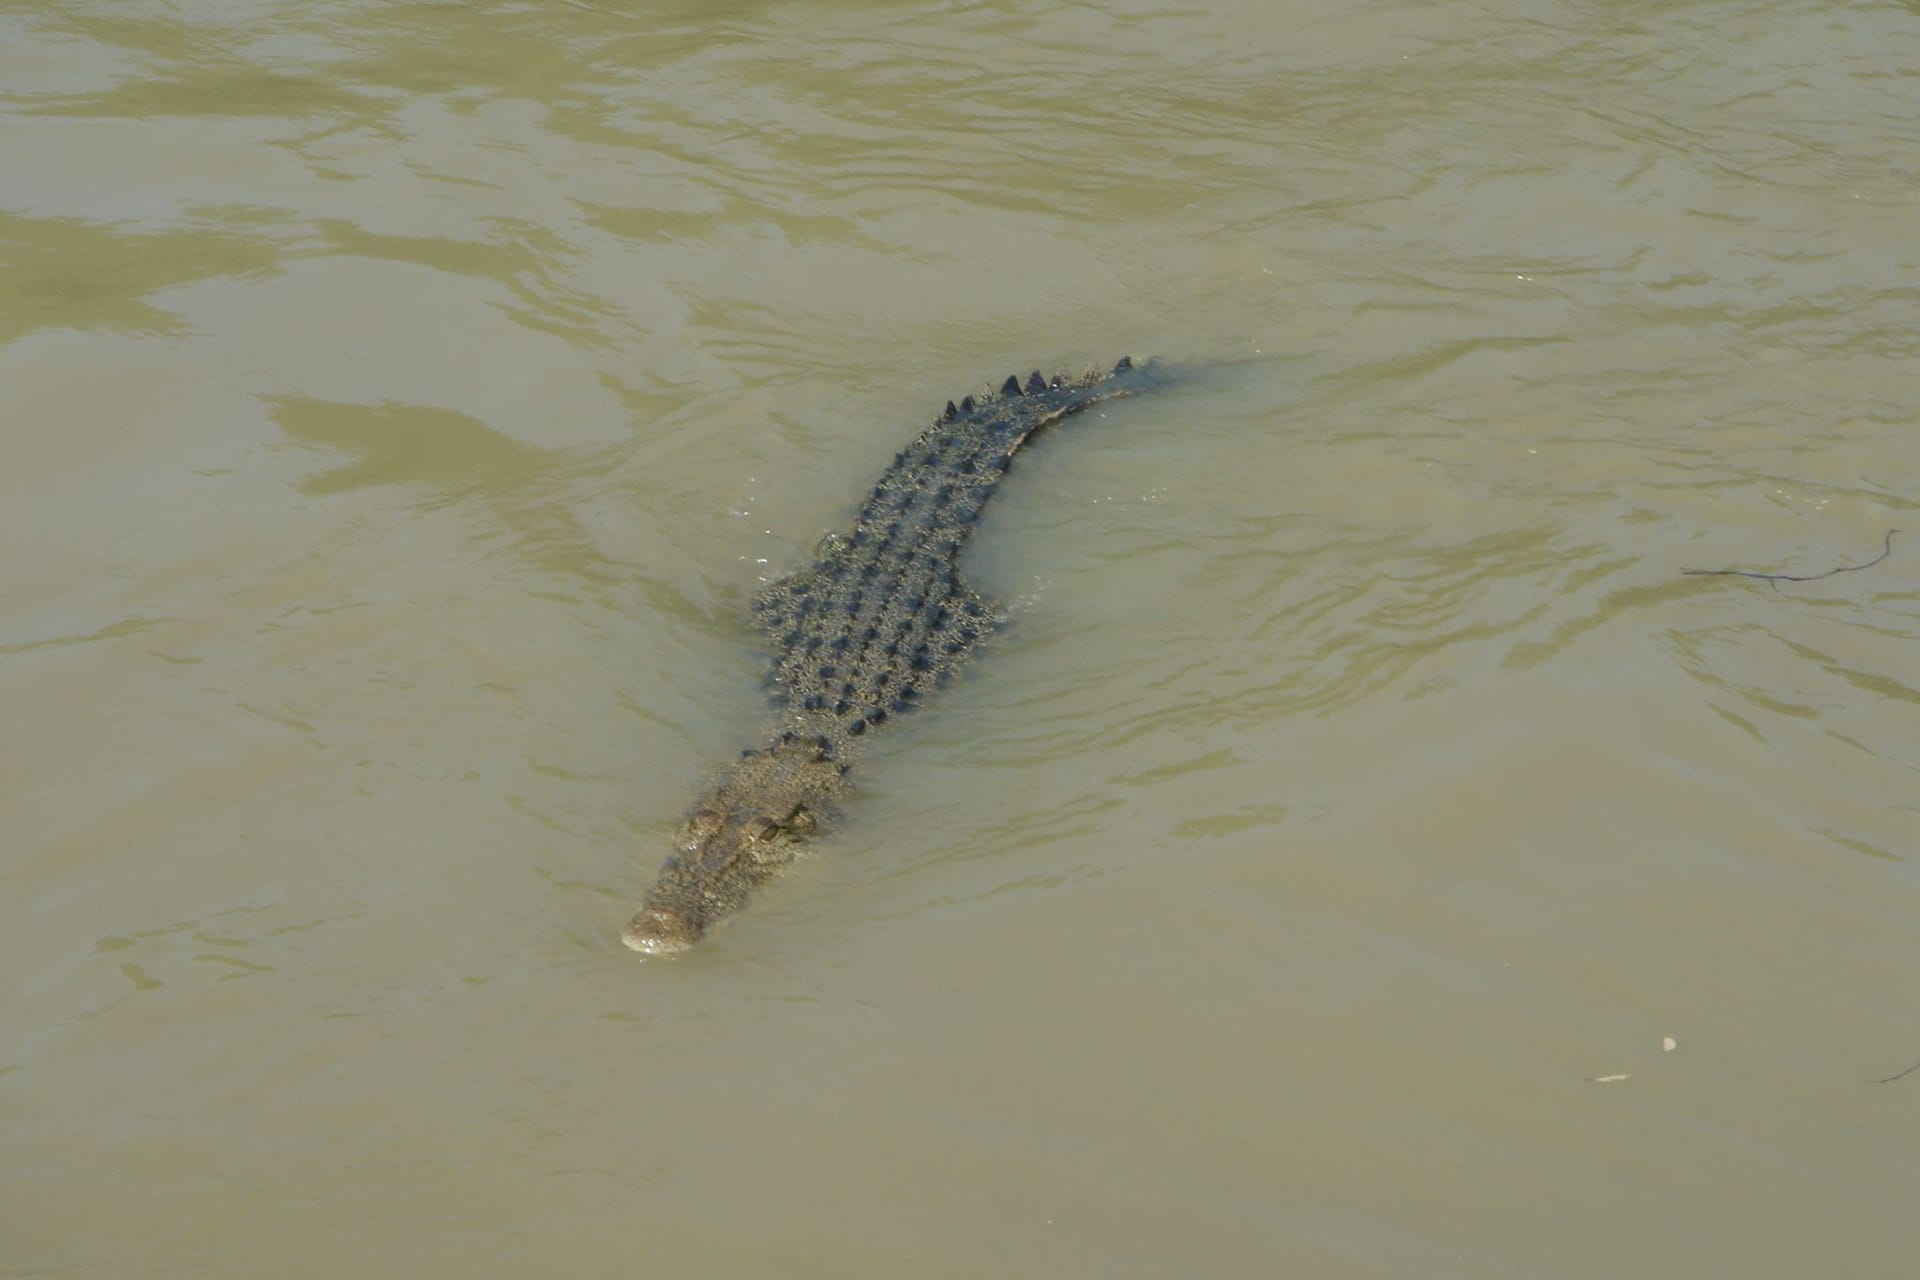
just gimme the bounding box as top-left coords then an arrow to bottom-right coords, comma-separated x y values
1683,529 -> 1899,589
1872,1056 -> 1920,1085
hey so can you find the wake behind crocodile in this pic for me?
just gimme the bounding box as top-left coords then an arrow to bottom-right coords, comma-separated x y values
624,358 -> 1166,956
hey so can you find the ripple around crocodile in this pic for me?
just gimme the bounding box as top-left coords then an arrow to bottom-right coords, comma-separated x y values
623,356 -> 1166,956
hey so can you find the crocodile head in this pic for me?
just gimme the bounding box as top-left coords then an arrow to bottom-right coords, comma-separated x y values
623,740 -> 844,956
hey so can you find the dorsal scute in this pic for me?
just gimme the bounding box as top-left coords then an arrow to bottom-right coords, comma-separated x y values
750,568 -> 828,641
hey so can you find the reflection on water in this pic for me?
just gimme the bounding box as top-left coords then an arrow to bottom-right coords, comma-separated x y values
5,0 -> 1919,1275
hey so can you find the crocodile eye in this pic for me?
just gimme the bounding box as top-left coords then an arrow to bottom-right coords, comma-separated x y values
745,818 -> 778,843
785,806 -> 817,836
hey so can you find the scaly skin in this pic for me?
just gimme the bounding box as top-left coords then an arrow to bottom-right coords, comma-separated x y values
623,740 -> 845,955
624,358 -> 1161,955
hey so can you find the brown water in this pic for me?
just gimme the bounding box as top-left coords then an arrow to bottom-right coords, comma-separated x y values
6,0 -> 1920,1274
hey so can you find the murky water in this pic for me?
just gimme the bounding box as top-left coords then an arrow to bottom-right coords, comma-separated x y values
6,0 -> 1919,1274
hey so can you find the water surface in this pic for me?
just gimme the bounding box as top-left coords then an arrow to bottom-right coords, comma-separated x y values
5,0 -> 1919,1275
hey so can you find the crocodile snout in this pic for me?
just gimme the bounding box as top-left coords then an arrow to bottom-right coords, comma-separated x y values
622,905 -> 700,956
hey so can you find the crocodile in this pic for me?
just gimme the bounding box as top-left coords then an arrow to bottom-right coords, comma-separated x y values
623,356 -> 1163,956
